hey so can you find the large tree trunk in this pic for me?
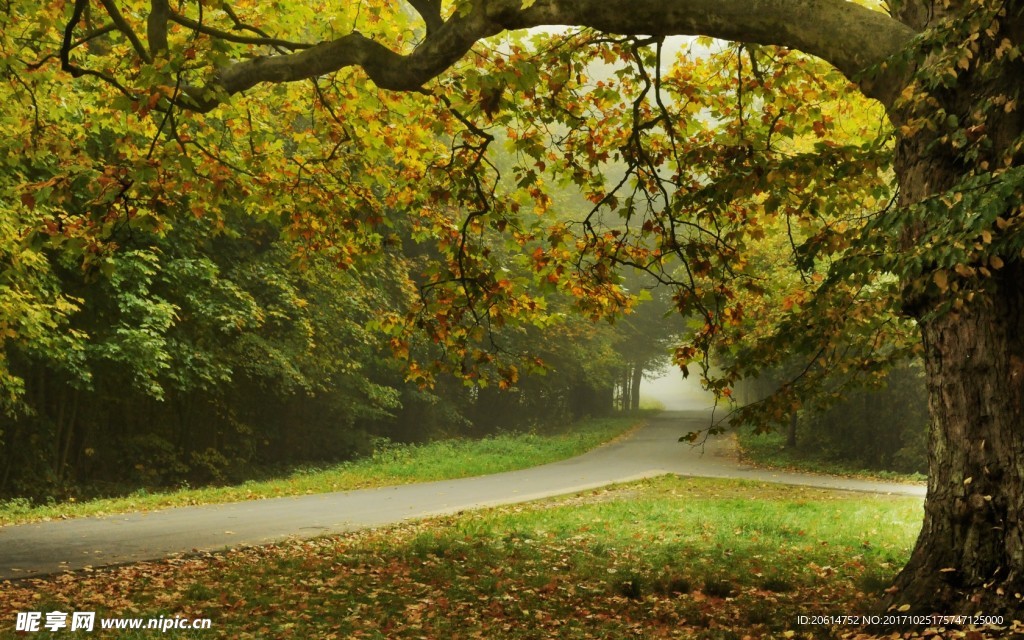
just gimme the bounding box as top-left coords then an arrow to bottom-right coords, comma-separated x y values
891,267 -> 1024,614
885,11 -> 1024,605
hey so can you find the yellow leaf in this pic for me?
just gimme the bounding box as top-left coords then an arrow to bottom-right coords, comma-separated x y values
933,270 -> 949,291
954,264 -> 975,278
991,255 -> 1005,269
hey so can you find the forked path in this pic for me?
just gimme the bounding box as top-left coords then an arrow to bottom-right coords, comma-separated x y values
0,410 -> 925,580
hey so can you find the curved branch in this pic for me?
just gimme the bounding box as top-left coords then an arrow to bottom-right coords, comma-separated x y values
60,0 -> 89,76
175,0 -> 918,111
60,1 -> 137,99
98,0 -> 152,64
520,0 -> 916,87
42,22 -> 114,71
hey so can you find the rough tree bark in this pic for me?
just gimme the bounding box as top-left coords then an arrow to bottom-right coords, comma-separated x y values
878,0 -> 1024,612
894,265 -> 1024,614
65,0 -> 913,109
883,12 -> 1024,607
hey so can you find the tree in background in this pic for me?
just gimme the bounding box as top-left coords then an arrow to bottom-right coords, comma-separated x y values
611,273 -> 677,412
800,362 -> 929,473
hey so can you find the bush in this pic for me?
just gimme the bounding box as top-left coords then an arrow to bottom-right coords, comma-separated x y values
117,435 -> 190,486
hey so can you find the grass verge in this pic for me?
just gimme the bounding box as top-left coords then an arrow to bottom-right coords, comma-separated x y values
1,476 -> 984,639
738,428 -> 927,484
0,414 -> 647,527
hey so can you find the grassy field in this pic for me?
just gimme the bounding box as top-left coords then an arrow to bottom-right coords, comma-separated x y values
0,414 -> 645,526
0,476 -> 977,639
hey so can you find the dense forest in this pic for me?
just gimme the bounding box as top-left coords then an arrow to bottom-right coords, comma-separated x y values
0,197 -> 678,500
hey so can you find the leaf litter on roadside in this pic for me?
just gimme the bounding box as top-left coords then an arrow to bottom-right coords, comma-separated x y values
0,477 -> 1015,639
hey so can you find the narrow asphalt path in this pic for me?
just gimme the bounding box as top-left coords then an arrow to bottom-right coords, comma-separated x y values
0,409 -> 925,580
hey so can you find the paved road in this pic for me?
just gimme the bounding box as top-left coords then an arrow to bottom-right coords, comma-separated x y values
0,410 -> 925,580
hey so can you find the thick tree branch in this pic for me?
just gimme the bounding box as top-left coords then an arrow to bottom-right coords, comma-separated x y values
191,8 -> 497,110
515,0 -> 919,104
520,0 -> 916,75
148,0 -> 170,56
166,0 -> 918,111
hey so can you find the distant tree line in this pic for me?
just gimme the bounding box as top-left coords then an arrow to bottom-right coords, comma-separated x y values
737,361 -> 928,474
0,205 -> 677,502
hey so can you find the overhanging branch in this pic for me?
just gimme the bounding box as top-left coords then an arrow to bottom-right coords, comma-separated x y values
68,0 -> 919,112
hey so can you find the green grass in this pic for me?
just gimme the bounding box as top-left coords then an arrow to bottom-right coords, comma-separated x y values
0,414 -> 646,526
738,428 -> 927,483
0,476 -> 939,639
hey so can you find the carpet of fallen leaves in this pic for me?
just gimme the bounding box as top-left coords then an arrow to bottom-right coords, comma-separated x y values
0,480 -> 1020,639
